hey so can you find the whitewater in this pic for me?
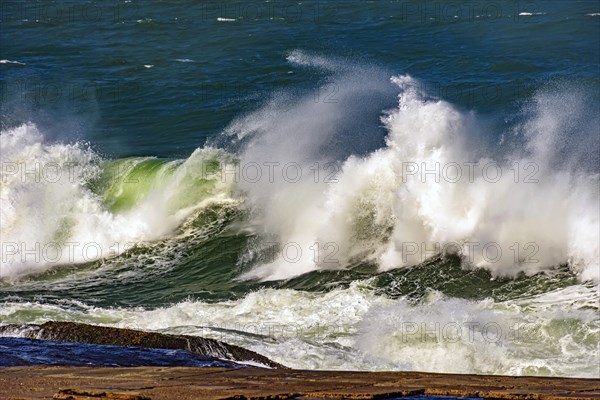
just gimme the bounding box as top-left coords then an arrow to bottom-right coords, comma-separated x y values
1,54 -> 599,377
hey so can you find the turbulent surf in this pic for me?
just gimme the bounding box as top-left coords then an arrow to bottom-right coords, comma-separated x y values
1,0 -> 599,378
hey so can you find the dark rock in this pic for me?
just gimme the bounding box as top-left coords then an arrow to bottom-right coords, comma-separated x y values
54,389 -> 151,400
0,321 -> 286,369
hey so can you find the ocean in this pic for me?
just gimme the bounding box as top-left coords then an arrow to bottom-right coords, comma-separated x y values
0,0 -> 599,376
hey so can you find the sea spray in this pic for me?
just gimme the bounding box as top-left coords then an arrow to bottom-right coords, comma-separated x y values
234,70 -> 599,282
0,124 -> 237,278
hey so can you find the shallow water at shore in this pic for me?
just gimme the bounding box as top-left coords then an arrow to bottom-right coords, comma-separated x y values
0,337 -> 244,368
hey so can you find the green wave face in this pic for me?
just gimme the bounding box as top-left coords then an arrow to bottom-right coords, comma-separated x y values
91,149 -> 234,215
94,158 -> 177,213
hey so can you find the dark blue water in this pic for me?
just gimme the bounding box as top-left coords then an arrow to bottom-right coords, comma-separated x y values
2,1 -> 598,157
0,337 -> 245,367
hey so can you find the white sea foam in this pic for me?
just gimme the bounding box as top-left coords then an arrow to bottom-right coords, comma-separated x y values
2,54 -> 598,286
0,124 -> 235,279
1,283 -> 597,376
286,49 -> 343,72
0,60 -> 26,66
518,12 -> 547,16
230,55 -> 599,283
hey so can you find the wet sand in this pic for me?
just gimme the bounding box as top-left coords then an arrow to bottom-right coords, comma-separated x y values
2,366 -> 599,400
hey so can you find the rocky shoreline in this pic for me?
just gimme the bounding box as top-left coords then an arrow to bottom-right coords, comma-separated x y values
1,366 -> 599,399
0,322 -> 598,399
0,321 -> 285,369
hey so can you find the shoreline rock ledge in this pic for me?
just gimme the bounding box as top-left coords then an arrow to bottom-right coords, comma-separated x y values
1,322 -> 599,399
0,321 -> 286,369
1,367 -> 599,400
